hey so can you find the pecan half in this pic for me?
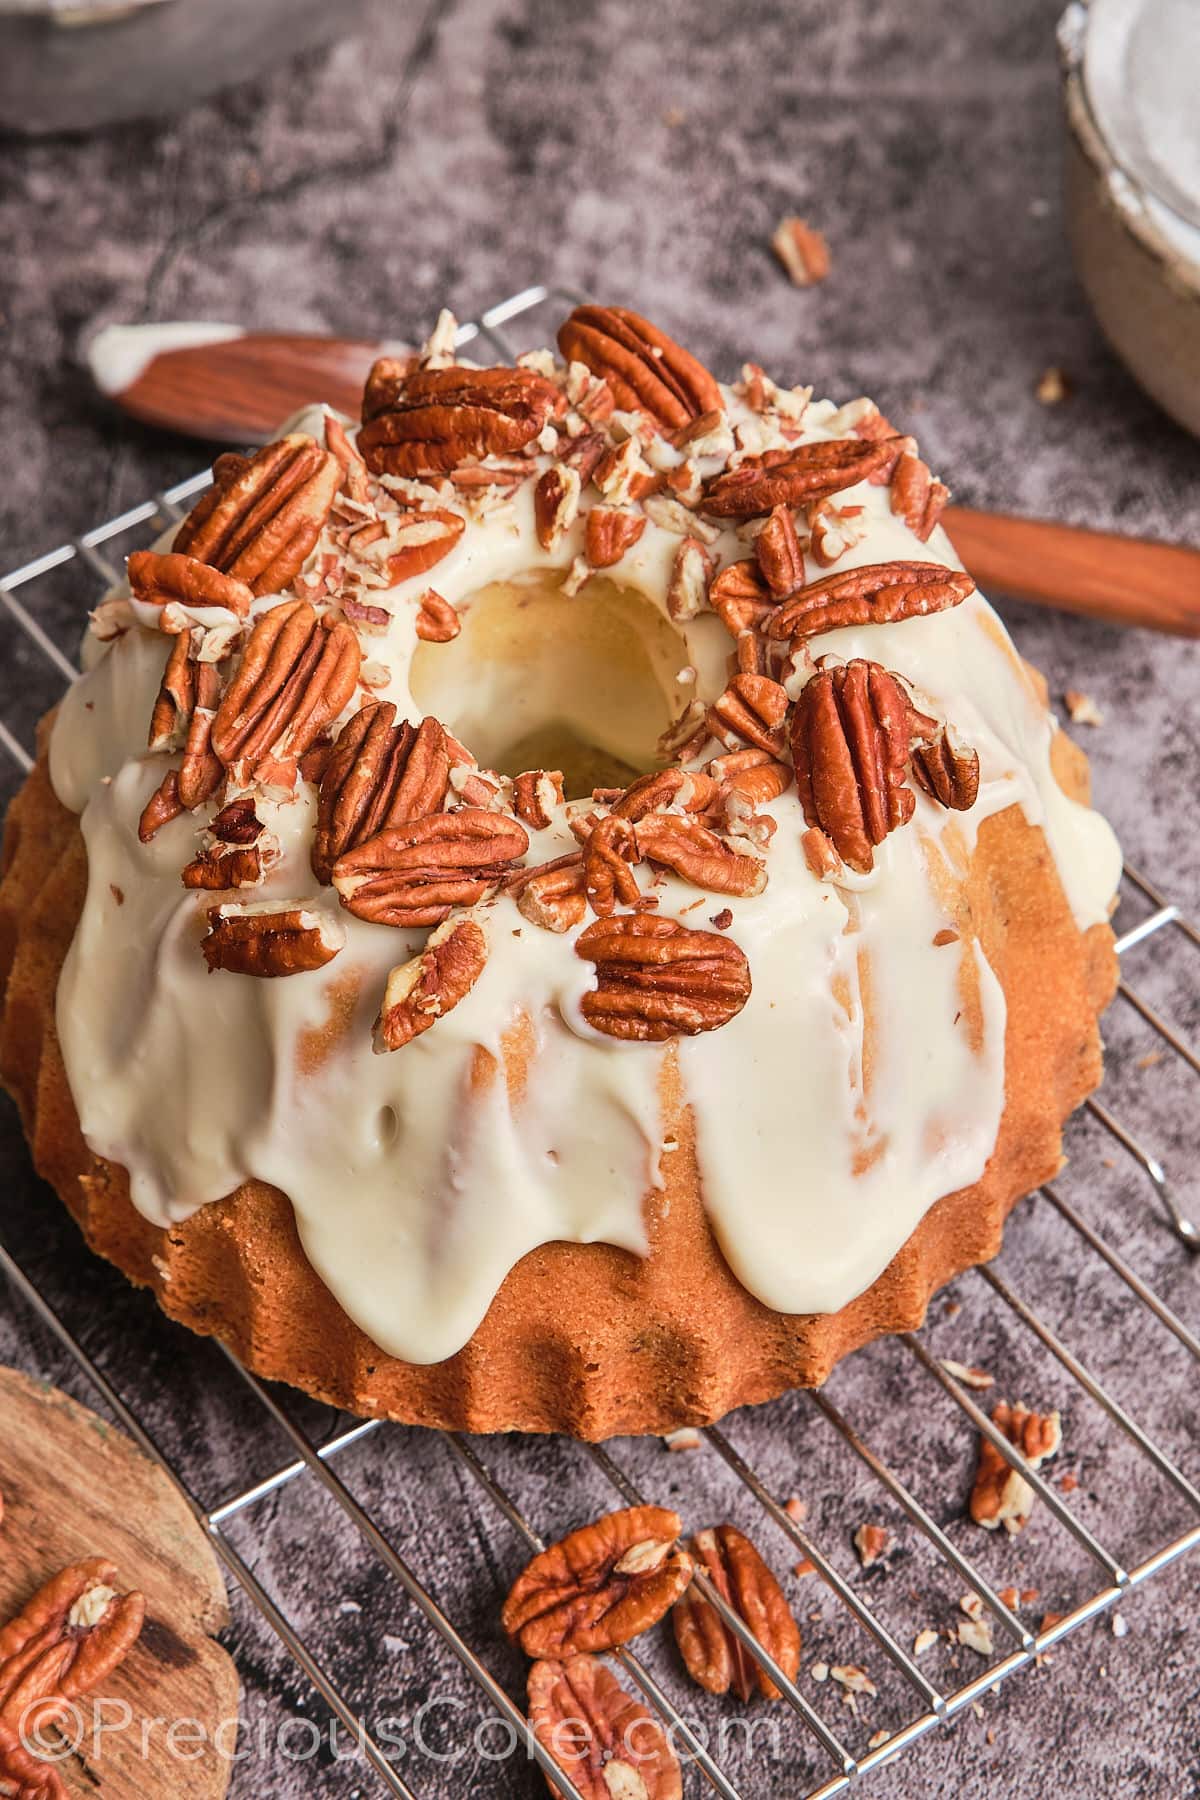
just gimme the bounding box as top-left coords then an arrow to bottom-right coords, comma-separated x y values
708,673 -> 789,758
359,363 -> 563,478
891,450 -> 949,542
702,437 -> 900,519
513,768 -> 566,830
527,1656 -> 682,1800
791,660 -> 916,874
313,705 -> 451,883
584,814 -> 642,917
585,506 -> 646,569
376,915 -> 487,1051
0,1557 -> 145,1741
970,1401 -> 1062,1535
673,1525 -> 801,1702
0,1720 -> 66,1799
414,588 -> 461,642
202,901 -> 345,977
636,815 -> 767,897
502,1507 -> 692,1657
709,560 -> 774,635
142,639 -> 225,832
138,769 -> 184,843
766,560 -> 975,642
754,504 -> 805,598
127,550 -> 253,618
175,433 -> 340,595
558,304 -> 721,430
534,464 -> 582,551
211,599 -> 361,786
332,809 -> 529,928
516,856 -> 588,932
576,914 -> 752,1041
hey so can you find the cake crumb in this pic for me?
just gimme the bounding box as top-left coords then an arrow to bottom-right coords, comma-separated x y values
1063,687 -> 1103,726
663,105 -> 686,127
1060,1471 -> 1078,1492
1036,366 -> 1070,404
784,1495 -> 808,1525
772,216 -> 831,287
793,1557 -> 815,1579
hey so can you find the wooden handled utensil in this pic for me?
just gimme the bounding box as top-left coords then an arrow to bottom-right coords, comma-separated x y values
88,323 -> 1200,637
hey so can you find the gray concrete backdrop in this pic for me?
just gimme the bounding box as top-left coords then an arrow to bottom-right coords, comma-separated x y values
0,2 -> 1197,1797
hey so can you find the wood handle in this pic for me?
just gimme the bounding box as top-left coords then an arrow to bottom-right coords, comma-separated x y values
943,505 -> 1200,637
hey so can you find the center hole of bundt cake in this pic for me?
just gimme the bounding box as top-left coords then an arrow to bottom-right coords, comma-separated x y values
409,572 -> 690,797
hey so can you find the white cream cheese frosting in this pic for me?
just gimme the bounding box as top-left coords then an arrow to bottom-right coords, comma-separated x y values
49,342 -> 1122,1366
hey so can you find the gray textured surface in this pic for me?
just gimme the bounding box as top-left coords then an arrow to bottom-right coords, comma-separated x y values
0,3 -> 1198,1797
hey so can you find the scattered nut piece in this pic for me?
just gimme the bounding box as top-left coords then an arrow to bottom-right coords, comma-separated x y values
868,1729 -> 890,1750
1063,688 -> 1103,726
913,1628 -> 939,1657
772,216 -> 831,287
810,1661 -> 830,1682
956,1615 -> 994,1657
784,1496 -> 808,1526
852,1523 -> 890,1569
1035,366 -> 1070,405
940,1358 -> 994,1390
662,1428 -> 702,1453
830,1664 -> 876,1698
969,1400 -> 1062,1535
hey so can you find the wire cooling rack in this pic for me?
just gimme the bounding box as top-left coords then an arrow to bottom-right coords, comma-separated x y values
0,283 -> 1197,1800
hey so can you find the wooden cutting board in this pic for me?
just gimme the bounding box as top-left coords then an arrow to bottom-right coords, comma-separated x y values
0,1367 -> 238,1798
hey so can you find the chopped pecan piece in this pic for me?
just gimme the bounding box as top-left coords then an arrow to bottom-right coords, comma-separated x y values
181,844 -> 263,889
138,769 -> 184,843
666,536 -> 713,622
0,1557 -> 144,1748
385,508 -> 465,584
527,1656 -> 682,1800
127,549 -> 254,618
708,559 -> 775,635
576,914 -> 752,1041
636,814 -> 767,897
376,915 -> 487,1051
708,673 -> 789,758
513,769 -> 566,830
534,464 -> 582,551
611,767 -> 717,821
202,901 -> 345,977
414,588 -> 461,642
515,855 -> 588,933
359,362 -> 563,477
791,660 -> 916,874
584,814 -> 642,917
702,437 -> 900,519
325,413 -> 371,504
558,304 -> 721,429
211,598 -> 361,787
333,809 -> 529,928
174,433 -> 340,595
771,215 -> 831,287
313,705 -> 451,884
657,699 -> 711,764
211,795 -> 264,844
754,504 -> 806,597
585,506 -> 646,568
766,560 -> 975,642
673,1524 -> 801,1702
891,451 -> 949,542
706,747 -> 792,809
853,1523 -> 891,1569
910,715 -> 980,812
970,1401 -> 1062,1535
502,1507 -> 692,1657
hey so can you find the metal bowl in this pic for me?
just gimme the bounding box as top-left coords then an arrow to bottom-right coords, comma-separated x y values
0,0 -> 368,136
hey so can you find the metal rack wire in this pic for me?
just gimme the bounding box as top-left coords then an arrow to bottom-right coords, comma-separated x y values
0,282 -> 1196,1799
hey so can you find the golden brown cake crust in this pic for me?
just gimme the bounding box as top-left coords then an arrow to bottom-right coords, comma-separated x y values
0,712 -> 1116,1438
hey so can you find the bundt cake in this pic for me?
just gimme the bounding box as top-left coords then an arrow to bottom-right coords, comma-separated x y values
0,304 -> 1121,1436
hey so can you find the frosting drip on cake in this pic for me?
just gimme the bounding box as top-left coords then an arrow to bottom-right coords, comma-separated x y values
49,357 -> 1121,1365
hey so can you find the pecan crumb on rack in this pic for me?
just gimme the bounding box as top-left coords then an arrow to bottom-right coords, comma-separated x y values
1063,687 -> 1103,726
772,216 -> 831,287
969,1400 -> 1063,1535
1035,366 -> 1071,405
853,1523 -> 891,1569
